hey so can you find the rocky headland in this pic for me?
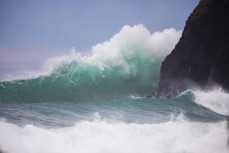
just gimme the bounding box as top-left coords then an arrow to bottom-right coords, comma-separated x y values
151,0 -> 229,98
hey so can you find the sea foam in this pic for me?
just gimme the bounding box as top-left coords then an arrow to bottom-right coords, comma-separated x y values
0,118 -> 227,153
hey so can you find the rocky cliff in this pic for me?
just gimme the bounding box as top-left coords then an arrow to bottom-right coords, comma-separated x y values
151,0 -> 229,98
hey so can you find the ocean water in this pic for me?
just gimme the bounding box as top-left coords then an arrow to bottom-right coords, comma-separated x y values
0,25 -> 228,153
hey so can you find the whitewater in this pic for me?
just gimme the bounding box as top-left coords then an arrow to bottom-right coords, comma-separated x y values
0,25 -> 228,153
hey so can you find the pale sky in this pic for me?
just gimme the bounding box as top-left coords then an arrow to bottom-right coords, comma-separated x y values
0,0 -> 199,75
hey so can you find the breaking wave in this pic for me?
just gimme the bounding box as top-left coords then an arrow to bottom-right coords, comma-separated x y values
193,87 -> 229,116
0,25 -> 181,103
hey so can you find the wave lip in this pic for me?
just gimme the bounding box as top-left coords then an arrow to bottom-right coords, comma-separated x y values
192,87 -> 229,116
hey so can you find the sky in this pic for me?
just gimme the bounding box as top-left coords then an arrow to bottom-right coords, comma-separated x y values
0,0 -> 199,76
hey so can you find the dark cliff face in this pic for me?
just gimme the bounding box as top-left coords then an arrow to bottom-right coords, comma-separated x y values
152,0 -> 229,98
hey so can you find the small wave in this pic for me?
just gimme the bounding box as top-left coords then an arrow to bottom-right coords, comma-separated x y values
192,87 -> 229,116
0,118 -> 227,153
129,94 -> 144,100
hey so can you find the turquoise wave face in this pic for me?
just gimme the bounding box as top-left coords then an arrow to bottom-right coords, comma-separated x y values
0,53 -> 161,103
